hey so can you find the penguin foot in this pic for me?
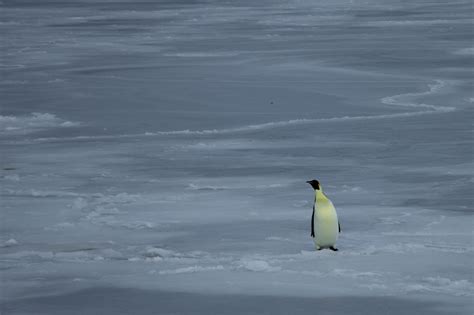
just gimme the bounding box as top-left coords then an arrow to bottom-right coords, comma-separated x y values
329,246 -> 339,251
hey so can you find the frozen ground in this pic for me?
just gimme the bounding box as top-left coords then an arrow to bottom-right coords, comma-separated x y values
1,0 -> 473,314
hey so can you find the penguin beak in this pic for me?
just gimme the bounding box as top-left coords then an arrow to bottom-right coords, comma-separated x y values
306,180 -> 312,184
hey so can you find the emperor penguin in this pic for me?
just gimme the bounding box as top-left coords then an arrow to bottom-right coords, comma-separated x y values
307,179 -> 340,251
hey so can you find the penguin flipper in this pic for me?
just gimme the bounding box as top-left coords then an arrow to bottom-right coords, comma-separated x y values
338,222 -> 341,233
311,209 -> 315,238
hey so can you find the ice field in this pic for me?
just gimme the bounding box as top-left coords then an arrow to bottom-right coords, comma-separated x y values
1,0 -> 473,314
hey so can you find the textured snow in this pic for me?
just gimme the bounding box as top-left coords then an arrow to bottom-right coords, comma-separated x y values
238,259 -> 281,272
1,0 -> 473,314
0,112 -> 79,135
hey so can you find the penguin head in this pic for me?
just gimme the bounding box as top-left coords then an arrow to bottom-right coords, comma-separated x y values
306,179 -> 320,190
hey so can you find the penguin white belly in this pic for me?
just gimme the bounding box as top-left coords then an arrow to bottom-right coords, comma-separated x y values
313,201 -> 339,248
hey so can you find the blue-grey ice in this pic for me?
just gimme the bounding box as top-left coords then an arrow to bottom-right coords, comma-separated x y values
1,0 -> 473,314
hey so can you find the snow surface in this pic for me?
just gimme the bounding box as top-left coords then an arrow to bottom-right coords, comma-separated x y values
1,0 -> 473,314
